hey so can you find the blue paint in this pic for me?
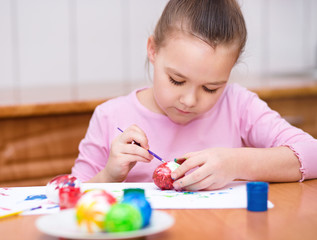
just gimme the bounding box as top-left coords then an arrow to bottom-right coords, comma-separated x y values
46,205 -> 59,209
218,192 -> 229,194
24,194 -> 47,201
30,206 -> 42,211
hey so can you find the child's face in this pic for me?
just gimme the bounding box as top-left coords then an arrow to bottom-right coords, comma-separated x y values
148,32 -> 239,125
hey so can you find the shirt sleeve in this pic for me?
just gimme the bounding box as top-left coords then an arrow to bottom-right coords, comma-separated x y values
238,87 -> 317,181
71,105 -> 110,182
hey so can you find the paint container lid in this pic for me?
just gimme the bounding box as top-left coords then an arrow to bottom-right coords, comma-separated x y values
247,181 -> 268,192
123,188 -> 145,196
247,182 -> 268,212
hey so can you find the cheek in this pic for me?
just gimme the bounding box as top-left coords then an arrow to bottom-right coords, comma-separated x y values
153,84 -> 174,108
198,98 -> 215,113
153,71 -> 176,107
198,89 -> 225,112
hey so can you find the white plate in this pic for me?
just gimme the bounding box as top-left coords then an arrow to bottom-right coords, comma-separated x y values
36,209 -> 174,239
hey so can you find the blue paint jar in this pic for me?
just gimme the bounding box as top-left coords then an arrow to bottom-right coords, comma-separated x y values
122,188 -> 152,227
247,182 -> 268,212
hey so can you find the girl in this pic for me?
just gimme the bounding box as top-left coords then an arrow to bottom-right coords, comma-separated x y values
71,0 -> 317,191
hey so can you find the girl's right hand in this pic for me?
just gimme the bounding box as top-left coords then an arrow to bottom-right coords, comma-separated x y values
103,125 -> 154,182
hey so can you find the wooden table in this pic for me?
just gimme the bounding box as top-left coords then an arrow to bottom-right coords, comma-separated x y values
0,179 -> 317,240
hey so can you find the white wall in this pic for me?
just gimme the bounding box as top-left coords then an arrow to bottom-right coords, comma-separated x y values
0,0 -> 316,104
234,0 -> 317,83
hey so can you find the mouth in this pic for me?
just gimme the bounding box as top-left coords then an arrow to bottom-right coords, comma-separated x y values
175,108 -> 192,115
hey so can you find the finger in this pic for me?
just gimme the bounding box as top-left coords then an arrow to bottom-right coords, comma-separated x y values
123,125 -> 150,149
171,156 -> 204,180
122,144 -> 153,160
178,174 -> 215,191
174,158 -> 187,164
172,165 -> 210,190
174,150 -> 203,164
202,181 -> 228,191
123,154 -> 153,164
179,151 -> 201,159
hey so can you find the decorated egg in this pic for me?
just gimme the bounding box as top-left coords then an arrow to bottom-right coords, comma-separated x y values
104,203 -> 142,232
152,161 -> 180,190
46,174 -> 81,203
76,189 -> 117,233
121,188 -> 152,227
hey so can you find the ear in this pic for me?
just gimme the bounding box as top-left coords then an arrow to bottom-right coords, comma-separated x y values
147,35 -> 156,64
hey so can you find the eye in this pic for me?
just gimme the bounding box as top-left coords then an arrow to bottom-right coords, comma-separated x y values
169,77 -> 185,86
203,86 -> 217,94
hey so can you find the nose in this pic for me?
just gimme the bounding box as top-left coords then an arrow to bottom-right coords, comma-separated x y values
179,89 -> 197,108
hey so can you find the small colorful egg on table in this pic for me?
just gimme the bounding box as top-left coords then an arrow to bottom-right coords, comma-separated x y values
76,189 -> 117,233
121,188 -> 152,227
46,174 -> 81,204
152,161 -> 180,190
74,188 -> 153,233
104,203 -> 142,232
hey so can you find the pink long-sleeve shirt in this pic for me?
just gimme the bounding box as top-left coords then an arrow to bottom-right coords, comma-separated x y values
71,83 -> 317,182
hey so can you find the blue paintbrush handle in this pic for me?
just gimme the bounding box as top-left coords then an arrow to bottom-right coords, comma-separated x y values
148,150 -> 164,162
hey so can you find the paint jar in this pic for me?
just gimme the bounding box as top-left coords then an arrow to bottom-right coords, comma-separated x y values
59,186 -> 81,210
247,182 -> 268,212
122,188 -> 152,227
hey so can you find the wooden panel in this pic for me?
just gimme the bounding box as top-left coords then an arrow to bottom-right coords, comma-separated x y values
0,99 -> 105,118
262,95 -> 317,138
0,113 -> 92,186
253,83 -> 317,99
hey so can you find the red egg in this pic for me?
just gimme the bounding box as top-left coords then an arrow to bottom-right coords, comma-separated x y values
152,161 -> 180,190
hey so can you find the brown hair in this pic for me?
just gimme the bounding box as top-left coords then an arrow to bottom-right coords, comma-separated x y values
153,0 -> 247,58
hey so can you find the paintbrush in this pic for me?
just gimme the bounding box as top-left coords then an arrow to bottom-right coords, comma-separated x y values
117,127 -> 165,163
0,206 -> 42,219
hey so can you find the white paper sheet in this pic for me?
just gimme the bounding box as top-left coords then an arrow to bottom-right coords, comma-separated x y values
0,182 -> 273,216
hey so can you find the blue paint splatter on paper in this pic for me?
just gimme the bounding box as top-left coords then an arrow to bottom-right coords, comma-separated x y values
46,205 -> 59,209
24,194 -> 47,201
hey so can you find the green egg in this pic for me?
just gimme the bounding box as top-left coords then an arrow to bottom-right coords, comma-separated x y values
104,203 -> 142,232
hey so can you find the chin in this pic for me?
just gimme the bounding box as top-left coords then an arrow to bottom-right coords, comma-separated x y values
169,116 -> 195,125
161,106 -> 199,125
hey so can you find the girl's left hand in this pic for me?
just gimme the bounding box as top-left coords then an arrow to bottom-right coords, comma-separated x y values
171,148 -> 238,191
